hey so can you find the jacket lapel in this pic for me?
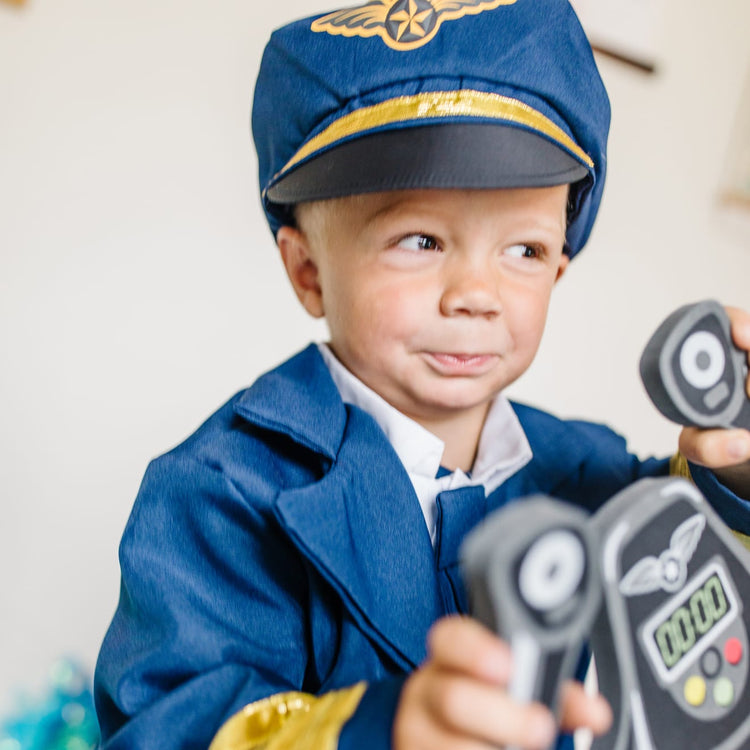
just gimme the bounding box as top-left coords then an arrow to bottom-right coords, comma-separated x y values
274,407 -> 440,670
234,345 -> 441,670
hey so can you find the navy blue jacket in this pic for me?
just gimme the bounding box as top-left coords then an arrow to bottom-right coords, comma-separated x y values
94,345 -> 749,749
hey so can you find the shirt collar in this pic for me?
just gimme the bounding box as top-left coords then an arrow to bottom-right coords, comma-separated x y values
317,343 -> 531,495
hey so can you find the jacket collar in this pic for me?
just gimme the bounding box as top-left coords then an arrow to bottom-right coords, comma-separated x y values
233,344 -> 347,461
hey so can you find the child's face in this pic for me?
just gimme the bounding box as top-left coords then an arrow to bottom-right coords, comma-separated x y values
280,186 -> 569,428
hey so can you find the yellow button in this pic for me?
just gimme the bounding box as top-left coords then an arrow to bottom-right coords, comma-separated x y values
684,675 -> 707,706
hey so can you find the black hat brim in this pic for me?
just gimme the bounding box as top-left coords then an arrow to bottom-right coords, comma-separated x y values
265,122 -> 590,205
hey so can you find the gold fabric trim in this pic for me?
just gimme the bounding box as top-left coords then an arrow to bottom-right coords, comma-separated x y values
669,452 -> 693,481
733,530 -> 750,551
209,692 -> 315,750
209,683 -> 367,750
270,90 -> 593,189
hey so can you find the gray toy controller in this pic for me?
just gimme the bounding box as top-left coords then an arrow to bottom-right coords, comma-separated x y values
640,300 -> 750,430
590,478 -> 750,750
462,478 -> 750,750
461,497 -> 602,739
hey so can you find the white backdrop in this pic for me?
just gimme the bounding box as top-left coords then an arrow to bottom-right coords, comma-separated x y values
1,0 -> 749,715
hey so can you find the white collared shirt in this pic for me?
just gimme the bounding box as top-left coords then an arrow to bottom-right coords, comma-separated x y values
318,344 -> 532,544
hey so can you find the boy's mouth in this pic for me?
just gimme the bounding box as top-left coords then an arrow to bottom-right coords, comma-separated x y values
423,352 -> 499,376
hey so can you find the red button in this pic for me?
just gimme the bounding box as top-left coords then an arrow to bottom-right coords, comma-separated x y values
724,637 -> 743,665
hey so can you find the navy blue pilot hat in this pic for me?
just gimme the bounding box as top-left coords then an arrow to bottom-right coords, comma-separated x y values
252,0 -> 611,258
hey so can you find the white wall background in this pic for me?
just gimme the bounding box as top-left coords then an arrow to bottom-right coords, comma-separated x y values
1,0 -> 749,716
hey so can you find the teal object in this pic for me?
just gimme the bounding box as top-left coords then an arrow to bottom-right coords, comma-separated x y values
0,661 -> 100,750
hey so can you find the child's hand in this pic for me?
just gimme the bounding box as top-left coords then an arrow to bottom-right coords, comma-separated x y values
678,306 -> 750,499
393,616 -> 611,750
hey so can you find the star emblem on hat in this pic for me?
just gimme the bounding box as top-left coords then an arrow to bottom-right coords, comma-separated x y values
388,0 -> 434,43
311,0 -> 517,51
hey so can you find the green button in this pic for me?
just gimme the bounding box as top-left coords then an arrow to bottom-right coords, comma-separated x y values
714,677 -> 734,707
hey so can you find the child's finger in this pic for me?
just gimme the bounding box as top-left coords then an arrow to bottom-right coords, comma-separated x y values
679,426 -> 750,468
422,671 -> 556,750
726,306 -> 750,354
396,707 -> 548,750
557,681 -> 612,735
426,616 -> 512,684
394,713 -> 508,750
726,306 -> 750,399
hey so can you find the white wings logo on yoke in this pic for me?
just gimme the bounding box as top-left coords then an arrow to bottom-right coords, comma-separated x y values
311,0 -> 517,51
619,514 -> 706,596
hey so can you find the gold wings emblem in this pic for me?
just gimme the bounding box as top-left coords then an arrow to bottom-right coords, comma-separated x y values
311,0 -> 518,51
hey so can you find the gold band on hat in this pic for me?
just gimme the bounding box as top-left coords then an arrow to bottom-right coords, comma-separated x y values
268,89 -> 594,191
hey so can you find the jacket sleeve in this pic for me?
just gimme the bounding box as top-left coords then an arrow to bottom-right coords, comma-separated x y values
555,419 -> 750,536
94,452 -> 315,749
95,450 -> 410,750
674,454 -> 750,540
549,418 -> 671,511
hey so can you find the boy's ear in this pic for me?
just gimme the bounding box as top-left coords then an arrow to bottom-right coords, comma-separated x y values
555,253 -> 570,283
276,226 -> 325,318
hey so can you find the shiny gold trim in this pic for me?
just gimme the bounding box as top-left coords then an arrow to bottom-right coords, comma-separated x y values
209,683 -> 367,750
733,530 -> 750,551
269,90 -> 593,191
311,0 -> 518,52
209,692 -> 315,750
669,452 -> 693,481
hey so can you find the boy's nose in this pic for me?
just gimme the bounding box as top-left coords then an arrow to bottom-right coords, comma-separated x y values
439,266 -> 502,318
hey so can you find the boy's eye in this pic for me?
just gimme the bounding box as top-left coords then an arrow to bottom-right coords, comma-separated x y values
504,244 -> 541,259
397,234 -> 440,252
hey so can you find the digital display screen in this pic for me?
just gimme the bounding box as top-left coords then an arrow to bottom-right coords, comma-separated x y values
649,567 -> 733,673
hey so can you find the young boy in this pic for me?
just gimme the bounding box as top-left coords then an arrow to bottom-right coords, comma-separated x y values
94,1 -> 750,749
